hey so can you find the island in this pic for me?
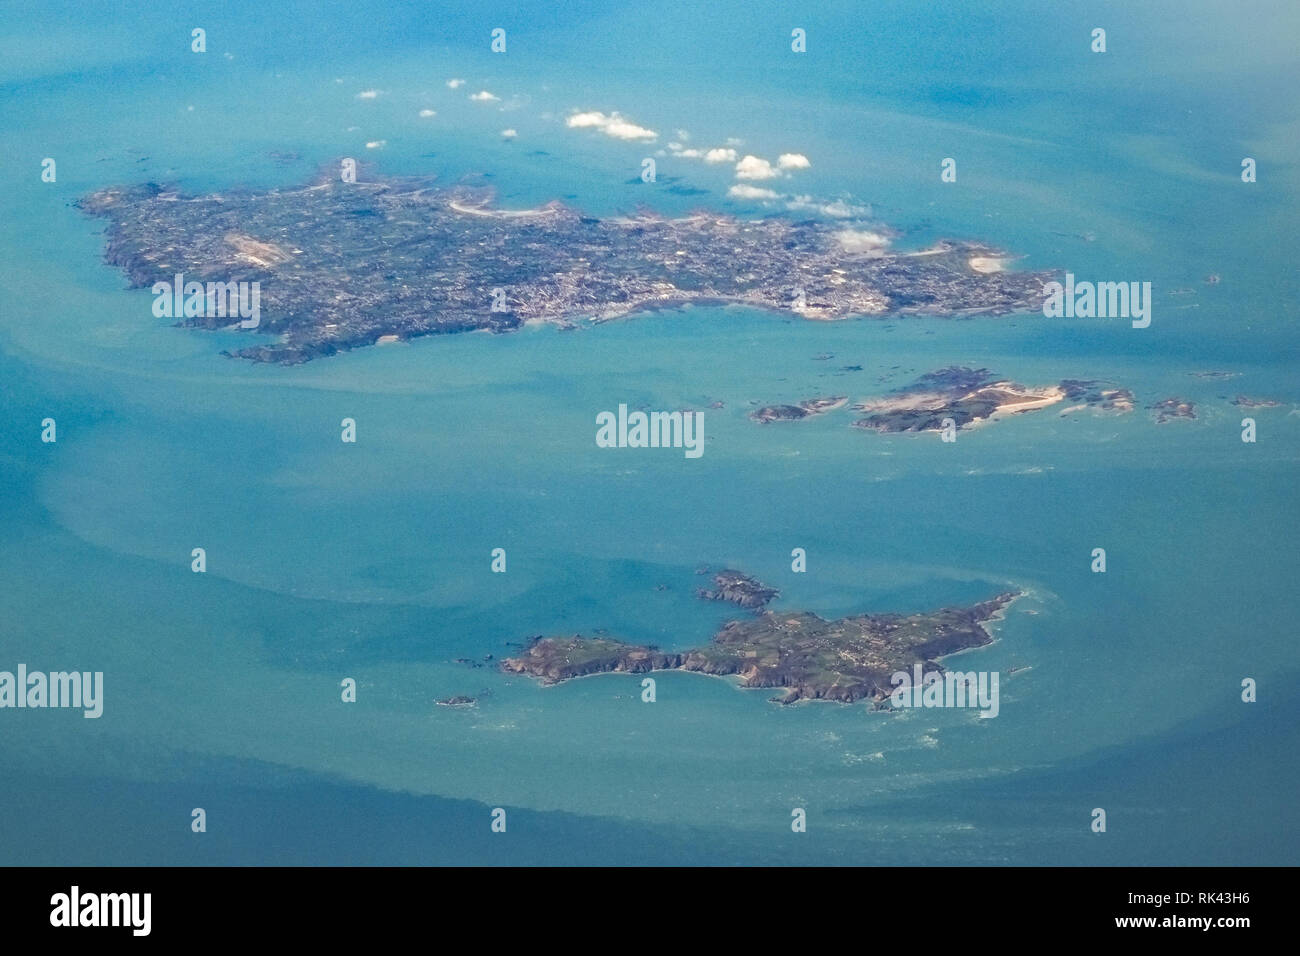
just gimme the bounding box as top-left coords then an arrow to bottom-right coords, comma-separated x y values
502,571 -> 1019,705
1231,396 -> 1282,408
1057,379 -> 1136,416
848,368 -> 1133,433
750,396 -> 847,423
77,165 -> 1056,364
743,368 -> 1136,433
695,569 -> 779,608
1148,397 -> 1197,423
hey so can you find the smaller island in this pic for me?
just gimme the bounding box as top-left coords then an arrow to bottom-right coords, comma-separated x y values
436,695 -> 477,707
850,367 -> 1130,433
695,569 -> 779,609
502,570 -> 1019,706
1148,397 -> 1196,423
1231,396 -> 1282,408
745,368 -> 1137,434
1057,380 -> 1135,416
750,396 -> 848,423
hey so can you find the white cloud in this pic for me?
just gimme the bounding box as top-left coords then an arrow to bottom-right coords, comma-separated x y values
501,128 -> 517,139
785,195 -> 868,218
356,89 -> 382,100
734,155 -> 779,180
566,111 -> 608,129
470,90 -> 500,102
446,78 -> 465,89
418,109 -> 437,118
565,110 -> 657,141
778,153 -> 811,170
667,143 -> 738,164
834,229 -> 891,254
365,140 -> 386,149
728,184 -> 780,200
603,116 -> 656,140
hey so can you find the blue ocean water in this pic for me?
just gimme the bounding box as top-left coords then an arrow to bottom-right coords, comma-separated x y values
1,0 -> 1298,864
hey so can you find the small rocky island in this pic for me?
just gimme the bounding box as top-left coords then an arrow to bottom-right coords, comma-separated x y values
1057,379 -> 1136,416
750,396 -> 848,423
1231,396 -> 1282,408
1148,397 -> 1197,423
78,165 -> 1054,364
695,569 -> 779,608
502,571 -> 1019,705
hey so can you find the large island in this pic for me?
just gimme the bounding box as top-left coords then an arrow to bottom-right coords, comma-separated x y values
502,571 -> 1019,705
78,166 -> 1055,364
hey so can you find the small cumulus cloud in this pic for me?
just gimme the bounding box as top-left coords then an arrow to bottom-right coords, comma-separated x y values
834,229 -> 892,255
566,111 -> 609,129
356,89 -> 382,100
785,195 -> 868,218
734,155 -> 780,180
778,153 -> 811,170
418,109 -> 437,118
667,143 -> 737,164
470,90 -> 500,102
501,128 -> 518,139
728,184 -> 781,200
365,140 -> 387,149
565,110 -> 657,141
446,78 -> 465,89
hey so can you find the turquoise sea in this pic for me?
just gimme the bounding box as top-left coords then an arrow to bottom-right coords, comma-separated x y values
1,0 -> 1298,864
